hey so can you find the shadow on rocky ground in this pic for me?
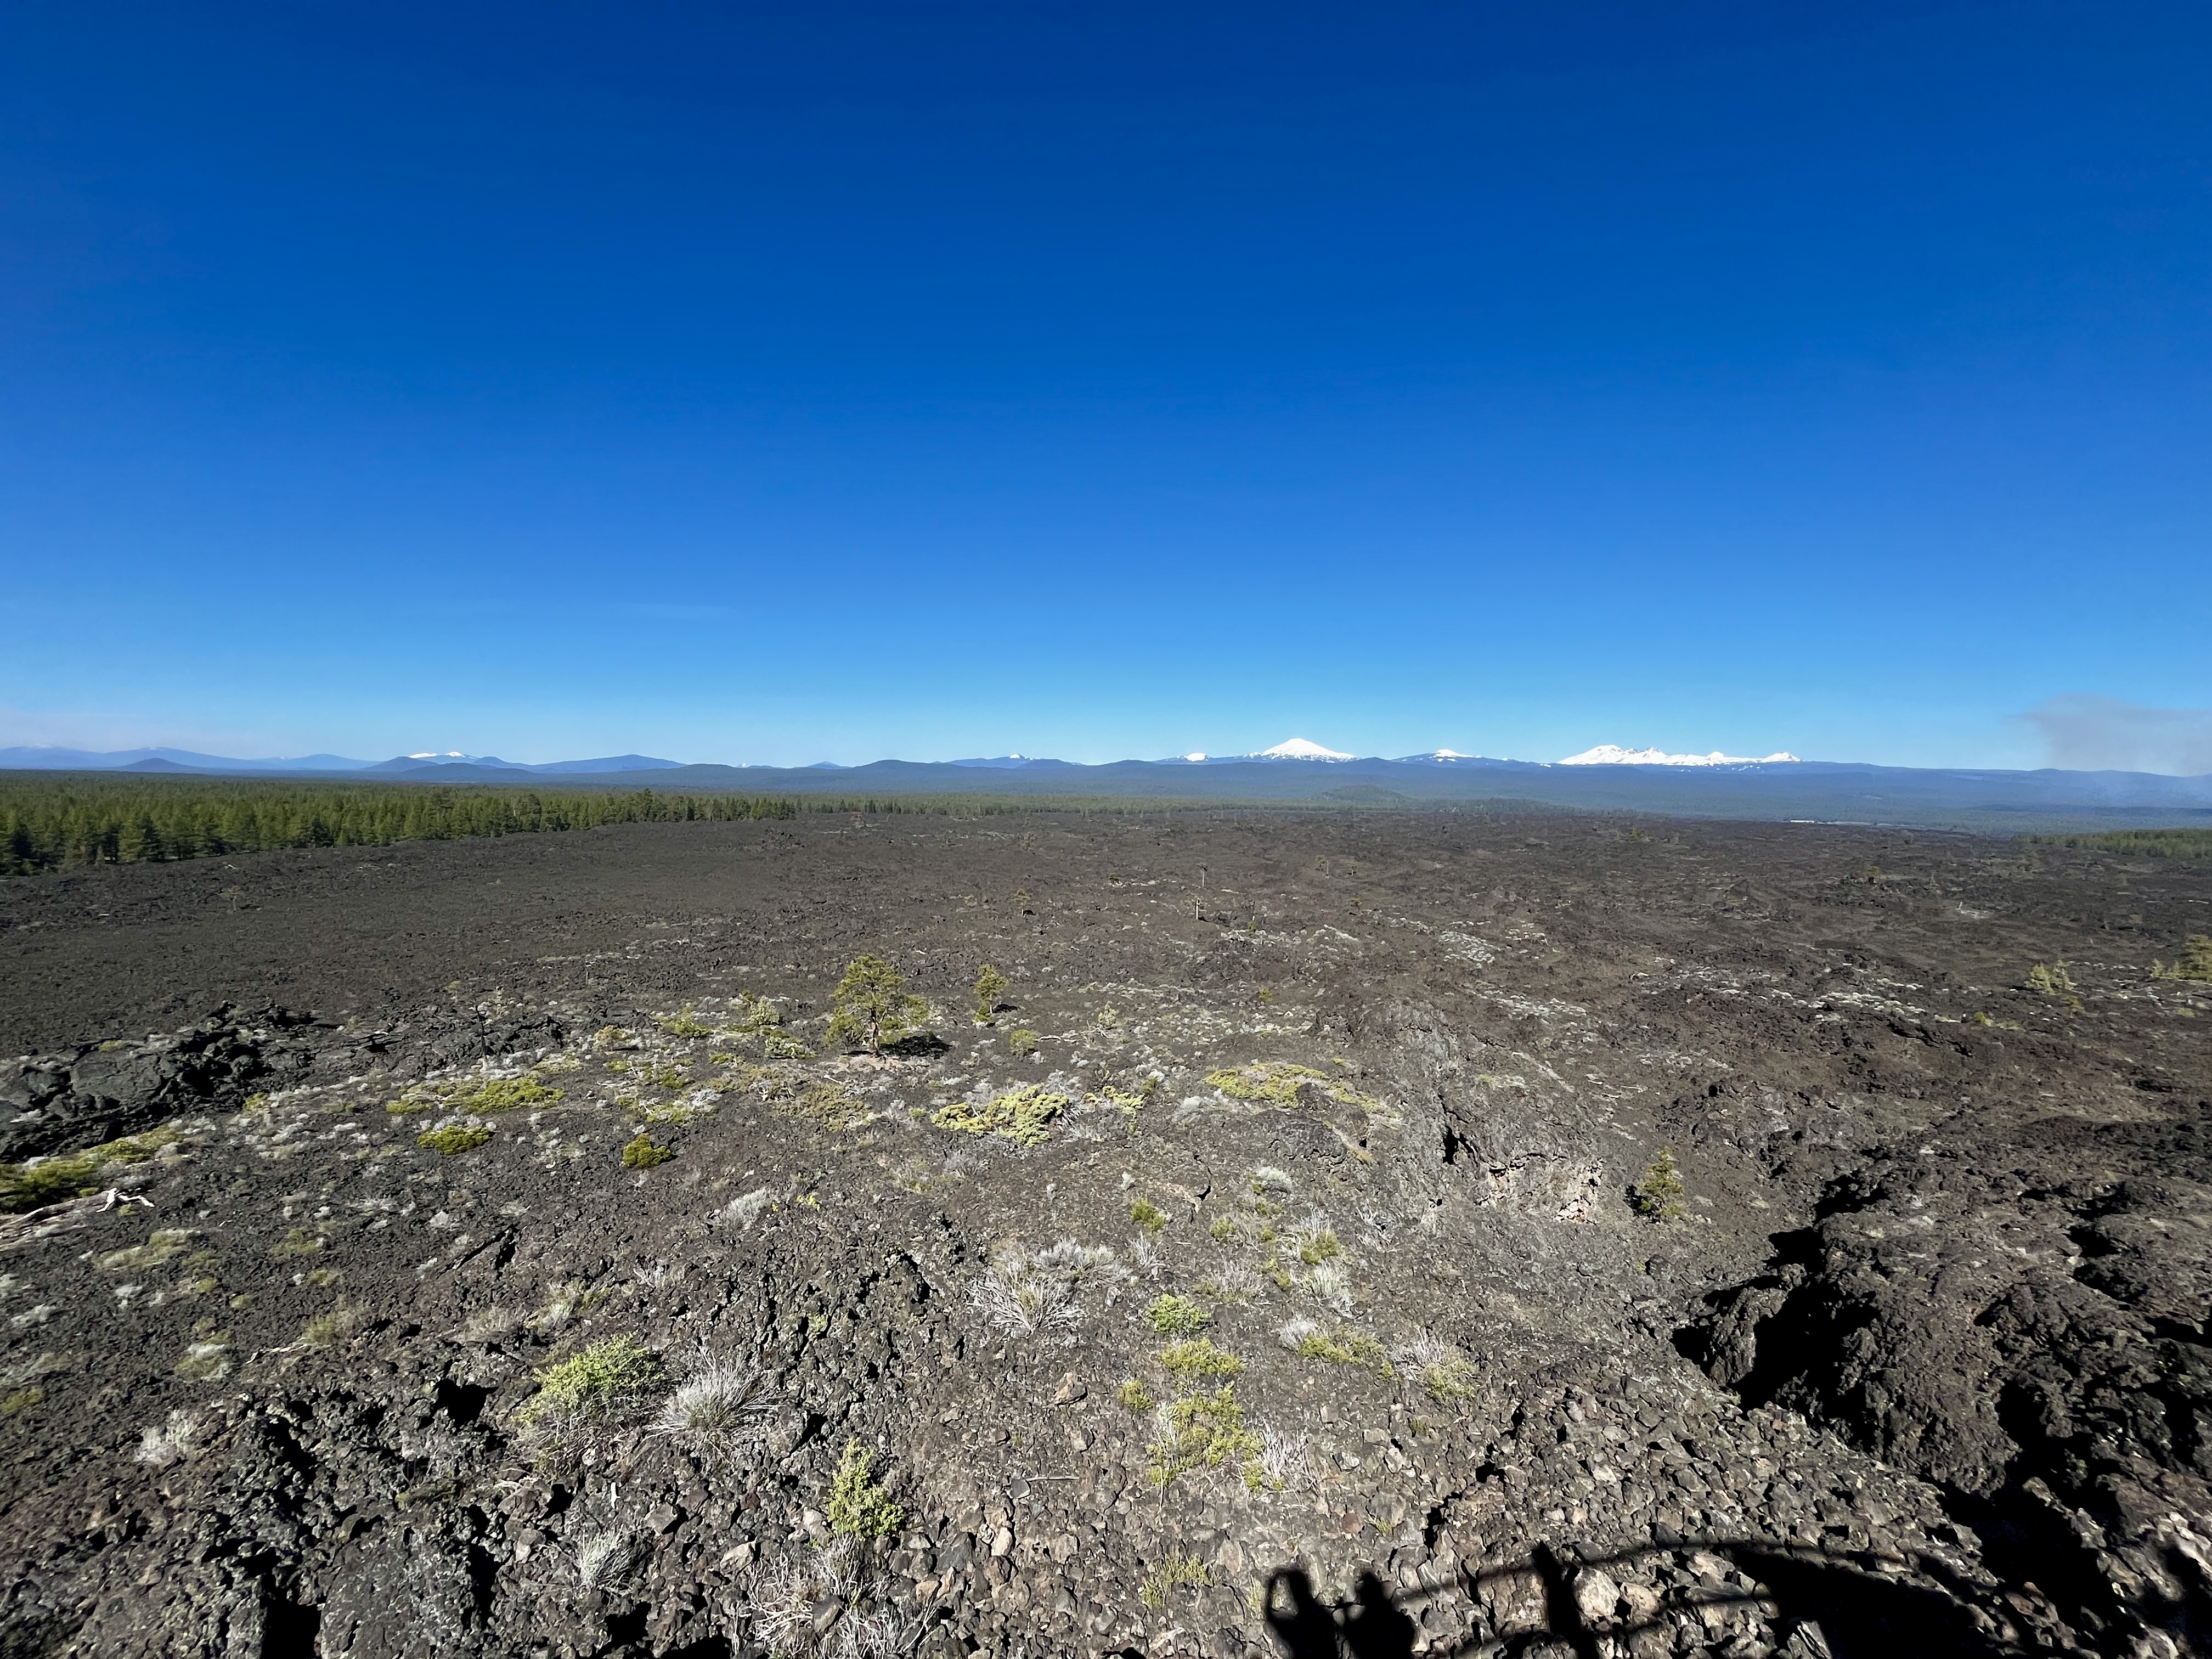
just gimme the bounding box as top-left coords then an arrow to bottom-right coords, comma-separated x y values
1257,1533 -> 2021,1658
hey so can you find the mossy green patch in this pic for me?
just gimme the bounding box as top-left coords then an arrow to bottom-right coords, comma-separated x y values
95,1228 -> 195,1271
390,1075 -> 562,1116
0,1126 -> 177,1214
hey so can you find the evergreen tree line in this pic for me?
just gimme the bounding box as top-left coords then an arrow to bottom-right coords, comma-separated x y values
0,769 -> 1492,876
0,779 -> 805,875
2026,827 -> 2212,860
0,777 -> 1254,876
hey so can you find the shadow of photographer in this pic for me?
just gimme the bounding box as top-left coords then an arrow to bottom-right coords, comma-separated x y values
1259,1531 -> 2011,1658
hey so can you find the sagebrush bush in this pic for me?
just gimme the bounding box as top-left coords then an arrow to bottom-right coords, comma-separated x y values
1147,1294 -> 1208,1336
826,1441 -> 902,1538
518,1335 -> 664,1429
931,1085 -> 1065,1147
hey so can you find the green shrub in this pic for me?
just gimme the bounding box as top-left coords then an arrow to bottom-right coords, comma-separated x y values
1206,1060 -> 1378,1111
1294,1226 -> 1341,1265
1421,1358 -> 1482,1403
930,1086 -> 1065,1147
1130,1198 -> 1169,1235
826,954 -> 927,1052
96,1229 -> 194,1271
518,1335 -> 664,1427
2152,935 -> 2212,983
1007,1029 -> 1040,1057
826,1440 -> 903,1538
658,1008 -> 713,1039
451,1076 -> 562,1113
1157,1338 -> 1243,1383
1146,1385 -> 1263,1490
419,1125 -> 491,1156
1147,1294 -> 1208,1336
973,963 -> 1010,1024
1633,1148 -> 1687,1220
2027,828 -> 2212,861
1116,1378 -> 1155,1413
727,994 -> 811,1059
1139,1552 -> 1212,1609
620,1133 -> 673,1169
2025,961 -> 2080,1006
1291,1325 -> 1392,1375
297,1305 -> 359,1349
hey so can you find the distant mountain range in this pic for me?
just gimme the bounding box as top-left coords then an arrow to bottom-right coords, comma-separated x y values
5,738 -> 2210,833
0,747 -> 686,778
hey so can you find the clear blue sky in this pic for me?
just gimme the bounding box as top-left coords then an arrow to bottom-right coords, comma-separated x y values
4,3 -> 2208,769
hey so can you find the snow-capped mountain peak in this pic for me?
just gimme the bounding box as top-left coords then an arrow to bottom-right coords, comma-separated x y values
1558,744 -> 1801,767
1250,737 -> 1355,760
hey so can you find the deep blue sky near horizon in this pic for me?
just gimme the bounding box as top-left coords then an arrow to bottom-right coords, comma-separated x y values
4,3 -> 2209,770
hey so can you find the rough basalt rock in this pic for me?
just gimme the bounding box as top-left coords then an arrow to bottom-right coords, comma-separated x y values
0,811 -> 2205,1656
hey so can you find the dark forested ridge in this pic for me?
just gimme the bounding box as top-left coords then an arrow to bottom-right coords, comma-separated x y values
0,776 -> 810,874
0,775 -> 1293,874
